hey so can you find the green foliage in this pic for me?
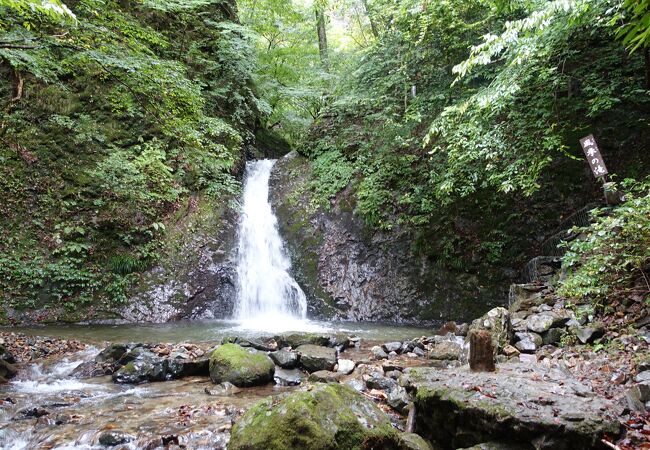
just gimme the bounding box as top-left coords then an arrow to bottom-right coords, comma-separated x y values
559,179 -> 650,304
308,150 -> 356,210
616,0 -> 650,52
0,0 -> 259,313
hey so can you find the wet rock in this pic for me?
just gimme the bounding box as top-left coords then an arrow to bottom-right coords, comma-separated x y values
428,340 -> 463,361
459,442 -> 529,450
96,344 -> 130,363
222,336 -> 278,352
383,342 -> 403,353
296,345 -> 337,372
275,333 -> 328,349
366,373 -> 397,391
572,324 -> 605,344
525,314 -> 555,334
98,430 -> 135,447
269,348 -> 299,369
387,385 -> 410,413
209,344 -> 275,387
308,370 -> 343,383
112,349 -> 169,384
403,365 -> 621,449
412,347 -> 426,357
16,407 -> 49,419
626,383 -> 650,411
514,332 -> 542,353
274,368 -> 304,386
470,307 -> 511,353
0,359 -> 17,383
71,360 -> 111,378
205,381 -> 242,396
371,345 -> 388,360
336,359 -> 355,375
0,346 -> 16,364
229,383 -> 406,450
167,357 -> 209,378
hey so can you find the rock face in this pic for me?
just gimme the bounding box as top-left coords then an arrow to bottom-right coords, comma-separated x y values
209,344 -> 275,387
403,365 -> 621,449
269,151 -> 504,323
122,196 -> 239,323
229,383 -> 419,450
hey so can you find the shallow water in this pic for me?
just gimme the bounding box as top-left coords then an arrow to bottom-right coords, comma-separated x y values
4,319 -> 435,345
0,320 -> 435,449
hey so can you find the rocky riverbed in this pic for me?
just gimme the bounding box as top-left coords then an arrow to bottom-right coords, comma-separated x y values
0,279 -> 648,449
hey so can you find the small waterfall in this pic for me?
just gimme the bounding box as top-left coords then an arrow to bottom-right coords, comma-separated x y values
234,159 -> 308,328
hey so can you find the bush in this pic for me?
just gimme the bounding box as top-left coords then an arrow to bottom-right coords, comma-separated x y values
559,179 -> 650,305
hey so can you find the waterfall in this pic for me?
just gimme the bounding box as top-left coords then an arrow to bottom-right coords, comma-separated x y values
234,159 -> 308,327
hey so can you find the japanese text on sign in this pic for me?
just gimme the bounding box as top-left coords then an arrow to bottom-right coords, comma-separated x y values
579,134 -> 608,178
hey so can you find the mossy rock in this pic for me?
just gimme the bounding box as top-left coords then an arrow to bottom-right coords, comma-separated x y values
229,383 -> 413,450
209,343 -> 274,387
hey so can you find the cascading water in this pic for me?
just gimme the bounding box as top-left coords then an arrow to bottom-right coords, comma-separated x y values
234,159 -> 309,330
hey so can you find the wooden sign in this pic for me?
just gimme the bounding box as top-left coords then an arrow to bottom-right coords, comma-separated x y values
579,134 -> 608,178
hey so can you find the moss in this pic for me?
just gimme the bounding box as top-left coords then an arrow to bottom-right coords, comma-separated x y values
209,343 -> 275,387
230,383 -> 404,450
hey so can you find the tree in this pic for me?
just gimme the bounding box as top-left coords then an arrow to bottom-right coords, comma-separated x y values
315,3 -> 329,71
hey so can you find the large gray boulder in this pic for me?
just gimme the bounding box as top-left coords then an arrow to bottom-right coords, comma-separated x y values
296,344 -> 337,372
209,344 -> 275,387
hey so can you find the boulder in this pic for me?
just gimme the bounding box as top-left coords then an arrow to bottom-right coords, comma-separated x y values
336,359 -> 355,375
470,307 -> 511,353
0,359 -> 17,383
112,351 -> 168,384
399,433 -> 433,450
387,385 -> 410,413
229,383 -> 410,450
383,342 -> 403,353
542,328 -> 566,346
514,332 -> 542,353
308,370 -> 343,383
366,374 -> 397,391
371,345 -> 388,360
269,349 -> 299,369
571,325 -> 605,344
625,383 -> 650,411
209,344 -> 275,387
222,336 -> 278,352
428,341 -> 463,361
98,431 -> 134,447
525,314 -> 555,334
167,357 -> 209,378
297,345 -> 337,372
96,344 -> 130,363
274,368 -> 305,386
403,365 -> 621,449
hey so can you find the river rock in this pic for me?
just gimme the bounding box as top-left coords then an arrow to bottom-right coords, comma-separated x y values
296,345 -> 337,372
274,368 -> 304,386
403,364 -> 621,449
98,430 -> 135,446
112,352 -> 168,384
387,385 -> 410,413
269,348 -> 299,369
400,433 -> 434,450
625,383 -> 650,411
96,344 -> 130,363
371,345 -> 388,360
366,373 -> 397,391
0,359 -> 17,383
470,307 -> 511,353
209,344 -> 275,387
383,342 -> 403,353
308,370 -> 343,383
525,314 -> 555,334
336,359 -> 355,375
459,442 -> 529,450
167,357 -> 209,378
205,381 -> 242,396
542,328 -> 566,346
222,336 -> 278,352
0,346 -> 16,364
228,383 -> 411,450
572,324 -> 605,344
428,340 -> 463,361
636,371 -> 650,383
514,332 -> 542,353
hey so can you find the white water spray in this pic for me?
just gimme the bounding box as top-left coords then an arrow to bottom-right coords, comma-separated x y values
234,159 -> 310,330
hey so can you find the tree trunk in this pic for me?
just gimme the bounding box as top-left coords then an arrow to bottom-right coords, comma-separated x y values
315,8 -> 329,72
469,330 -> 496,372
11,69 -> 23,103
361,0 -> 379,39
